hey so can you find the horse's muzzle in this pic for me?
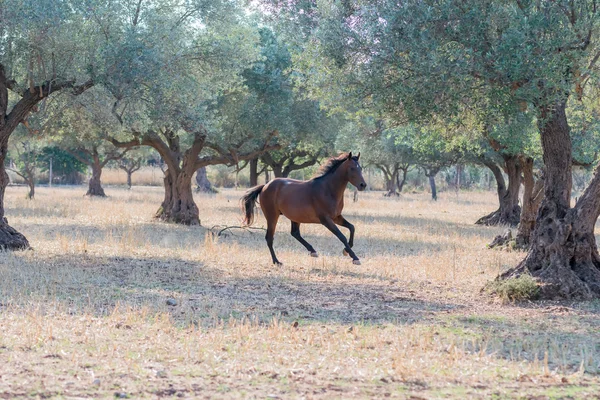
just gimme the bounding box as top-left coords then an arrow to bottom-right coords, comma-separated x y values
358,182 -> 367,191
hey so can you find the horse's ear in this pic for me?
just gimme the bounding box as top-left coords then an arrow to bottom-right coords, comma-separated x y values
356,152 -> 361,160
347,151 -> 353,159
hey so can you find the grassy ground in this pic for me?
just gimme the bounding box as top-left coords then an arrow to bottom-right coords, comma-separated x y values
0,185 -> 599,399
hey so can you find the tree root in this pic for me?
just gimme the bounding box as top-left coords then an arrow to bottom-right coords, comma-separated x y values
0,218 -> 30,250
494,211 -> 600,300
487,229 -> 516,250
476,207 -> 520,227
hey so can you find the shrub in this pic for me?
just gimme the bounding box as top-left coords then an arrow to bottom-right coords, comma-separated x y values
487,274 -> 540,302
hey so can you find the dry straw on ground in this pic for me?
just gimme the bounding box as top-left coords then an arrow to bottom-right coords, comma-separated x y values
0,186 -> 598,399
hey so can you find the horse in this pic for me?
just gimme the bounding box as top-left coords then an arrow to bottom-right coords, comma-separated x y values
241,152 -> 367,265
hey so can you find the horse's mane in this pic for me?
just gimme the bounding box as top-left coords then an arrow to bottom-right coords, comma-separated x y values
313,153 -> 352,179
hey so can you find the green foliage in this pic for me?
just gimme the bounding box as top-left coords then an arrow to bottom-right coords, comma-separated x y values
400,125 -> 464,173
7,126 -> 43,175
101,0 -> 262,149
279,0 -> 600,172
219,27 -> 338,170
568,95 -> 600,167
1,0 -> 278,173
290,0 -> 599,119
1,0 -> 98,85
8,146 -> 37,172
37,147 -> 87,184
347,119 -> 415,169
487,113 -> 541,159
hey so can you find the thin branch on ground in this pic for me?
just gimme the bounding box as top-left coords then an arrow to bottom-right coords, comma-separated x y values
209,224 -> 267,237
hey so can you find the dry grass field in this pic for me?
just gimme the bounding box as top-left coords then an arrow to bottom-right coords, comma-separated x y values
0,185 -> 599,399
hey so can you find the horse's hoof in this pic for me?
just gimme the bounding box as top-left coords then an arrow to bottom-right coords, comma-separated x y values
343,249 -> 349,256
274,261 -> 283,266
310,252 -> 318,258
352,260 -> 361,265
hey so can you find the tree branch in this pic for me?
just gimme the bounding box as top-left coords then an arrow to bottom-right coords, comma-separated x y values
7,167 -> 28,181
3,78 -> 93,138
100,148 -> 130,168
65,148 -> 93,166
111,130 -> 181,174
195,142 -> 281,170
182,129 -> 207,175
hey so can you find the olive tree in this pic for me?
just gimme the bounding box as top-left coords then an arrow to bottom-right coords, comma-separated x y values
102,0 -> 279,224
282,0 -> 600,299
0,0 -> 102,248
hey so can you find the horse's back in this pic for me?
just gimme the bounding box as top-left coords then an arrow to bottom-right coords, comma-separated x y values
259,178 -> 320,223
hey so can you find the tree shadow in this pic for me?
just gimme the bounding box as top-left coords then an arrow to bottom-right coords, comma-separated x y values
0,252 -> 462,327
3,249 -> 599,375
16,222 -> 207,250
18,213 -> 459,259
443,308 -> 600,373
345,213 -> 505,241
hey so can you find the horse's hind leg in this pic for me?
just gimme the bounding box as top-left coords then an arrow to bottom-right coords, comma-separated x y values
265,212 -> 282,265
334,216 -> 355,257
291,222 -> 318,257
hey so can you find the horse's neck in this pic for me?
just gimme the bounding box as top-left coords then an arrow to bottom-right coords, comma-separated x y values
323,167 -> 349,199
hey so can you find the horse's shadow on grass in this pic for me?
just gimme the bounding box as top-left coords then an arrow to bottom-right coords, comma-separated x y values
225,231 -> 453,260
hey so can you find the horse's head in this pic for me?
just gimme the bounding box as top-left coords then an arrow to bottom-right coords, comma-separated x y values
345,152 -> 367,191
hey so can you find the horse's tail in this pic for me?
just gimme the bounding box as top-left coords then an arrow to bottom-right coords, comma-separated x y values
241,184 -> 265,226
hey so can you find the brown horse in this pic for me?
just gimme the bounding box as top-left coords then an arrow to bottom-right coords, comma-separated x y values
242,152 -> 367,265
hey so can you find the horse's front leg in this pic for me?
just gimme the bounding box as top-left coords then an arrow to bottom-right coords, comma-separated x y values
334,215 -> 355,247
320,216 -> 360,265
334,215 -> 355,257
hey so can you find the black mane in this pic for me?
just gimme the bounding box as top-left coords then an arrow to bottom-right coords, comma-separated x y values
313,153 -> 355,179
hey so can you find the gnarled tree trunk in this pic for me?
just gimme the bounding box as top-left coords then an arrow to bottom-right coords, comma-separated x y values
249,158 -> 259,186
111,129 -> 279,226
86,160 -> 106,197
118,159 -> 142,189
195,166 -> 216,193
428,173 -> 437,201
455,164 -> 463,191
157,168 -> 200,225
0,63 -> 92,250
397,166 -> 409,193
26,176 -> 34,200
69,146 -> 124,197
476,155 -> 521,226
378,164 -> 400,196
271,163 -> 284,178
0,144 -> 29,249
385,169 -> 400,196
499,102 -> 600,300
515,157 -> 544,249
